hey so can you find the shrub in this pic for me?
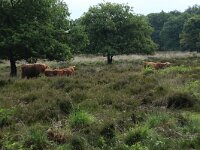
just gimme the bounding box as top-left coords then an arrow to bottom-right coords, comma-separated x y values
0,108 -> 15,128
20,93 -> 37,104
125,127 -> 148,146
100,123 -> 115,139
70,89 -> 88,103
110,78 -> 130,90
130,142 -> 148,150
184,80 -> 200,98
69,111 -> 95,129
71,135 -> 86,150
0,79 -> 12,88
24,127 -> 49,150
142,67 -> 154,75
58,100 -> 73,115
145,113 -> 172,128
167,93 -> 196,109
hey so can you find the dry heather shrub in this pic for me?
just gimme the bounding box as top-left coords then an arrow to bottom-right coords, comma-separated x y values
47,128 -> 68,144
167,93 -> 196,109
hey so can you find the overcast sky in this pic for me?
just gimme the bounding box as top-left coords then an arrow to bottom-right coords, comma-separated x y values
64,0 -> 200,19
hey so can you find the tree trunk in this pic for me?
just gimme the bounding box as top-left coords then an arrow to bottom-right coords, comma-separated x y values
107,54 -> 113,64
9,49 -> 17,77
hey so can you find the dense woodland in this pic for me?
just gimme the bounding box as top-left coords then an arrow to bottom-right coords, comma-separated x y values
1,0 -> 199,76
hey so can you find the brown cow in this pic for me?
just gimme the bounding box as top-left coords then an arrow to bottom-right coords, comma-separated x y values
53,69 -> 64,76
144,61 -> 171,70
63,68 -> 73,76
44,69 -> 55,77
45,69 -> 64,77
21,63 -> 49,79
67,66 -> 76,73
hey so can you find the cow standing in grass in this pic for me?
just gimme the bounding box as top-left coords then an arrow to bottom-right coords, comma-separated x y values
21,63 -> 49,79
144,62 -> 171,70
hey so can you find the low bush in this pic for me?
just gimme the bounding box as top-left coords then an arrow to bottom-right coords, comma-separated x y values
142,67 -> 154,75
58,100 -> 73,115
124,127 -> 148,146
0,108 -> 15,128
100,123 -> 115,139
24,126 -> 49,150
71,135 -> 86,150
167,93 -> 196,109
69,111 -> 95,129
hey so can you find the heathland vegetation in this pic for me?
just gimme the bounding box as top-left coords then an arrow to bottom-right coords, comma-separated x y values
0,0 -> 200,149
0,54 -> 200,149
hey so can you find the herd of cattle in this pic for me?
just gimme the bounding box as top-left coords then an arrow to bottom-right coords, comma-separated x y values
21,63 -> 76,79
20,61 -> 170,79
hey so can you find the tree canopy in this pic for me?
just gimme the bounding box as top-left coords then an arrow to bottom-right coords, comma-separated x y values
79,2 -> 156,61
0,0 -> 72,76
180,15 -> 200,52
160,14 -> 189,50
147,5 -> 200,52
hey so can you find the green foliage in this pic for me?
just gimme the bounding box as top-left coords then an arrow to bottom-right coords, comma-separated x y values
69,111 -> 95,129
185,4 -> 200,15
0,108 -> 15,128
160,14 -> 189,50
180,15 -> 200,52
142,67 -> 154,75
24,126 -> 49,150
71,135 -> 86,150
130,143 -> 148,150
145,112 -> 175,128
124,127 -> 148,146
80,2 -> 156,55
147,5 -> 200,52
184,80 -> 200,98
67,21 -> 89,54
147,11 -> 171,49
0,0 -> 72,76
159,65 -> 191,74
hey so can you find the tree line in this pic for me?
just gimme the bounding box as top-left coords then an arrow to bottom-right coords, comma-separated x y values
0,0 -> 199,76
147,4 -> 200,52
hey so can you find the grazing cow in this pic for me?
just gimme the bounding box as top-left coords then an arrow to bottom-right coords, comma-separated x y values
44,69 -> 64,77
44,65 -> 76,77
21,63 -> 49,79
67,66 -> 76,73
144,61 -> 171,70
63,68 -> 73,76
53,69 -> 64,76
44,69 -> 55,77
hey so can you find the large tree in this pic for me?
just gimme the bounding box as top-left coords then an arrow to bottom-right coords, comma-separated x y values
180,15 -> 200,52
80,2 -> 156,64
0,0 -> 72,76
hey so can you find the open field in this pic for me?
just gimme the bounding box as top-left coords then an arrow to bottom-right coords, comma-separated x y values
0,52 -> 200,149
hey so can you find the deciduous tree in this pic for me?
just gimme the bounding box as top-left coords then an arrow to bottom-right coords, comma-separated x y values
80,2 -> 156,64
0,0 -> 72,76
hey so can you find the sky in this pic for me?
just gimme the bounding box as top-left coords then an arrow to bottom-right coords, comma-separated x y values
64,0 -> 200,19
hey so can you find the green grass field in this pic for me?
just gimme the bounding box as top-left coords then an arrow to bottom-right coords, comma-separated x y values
0,53 -> 200,150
